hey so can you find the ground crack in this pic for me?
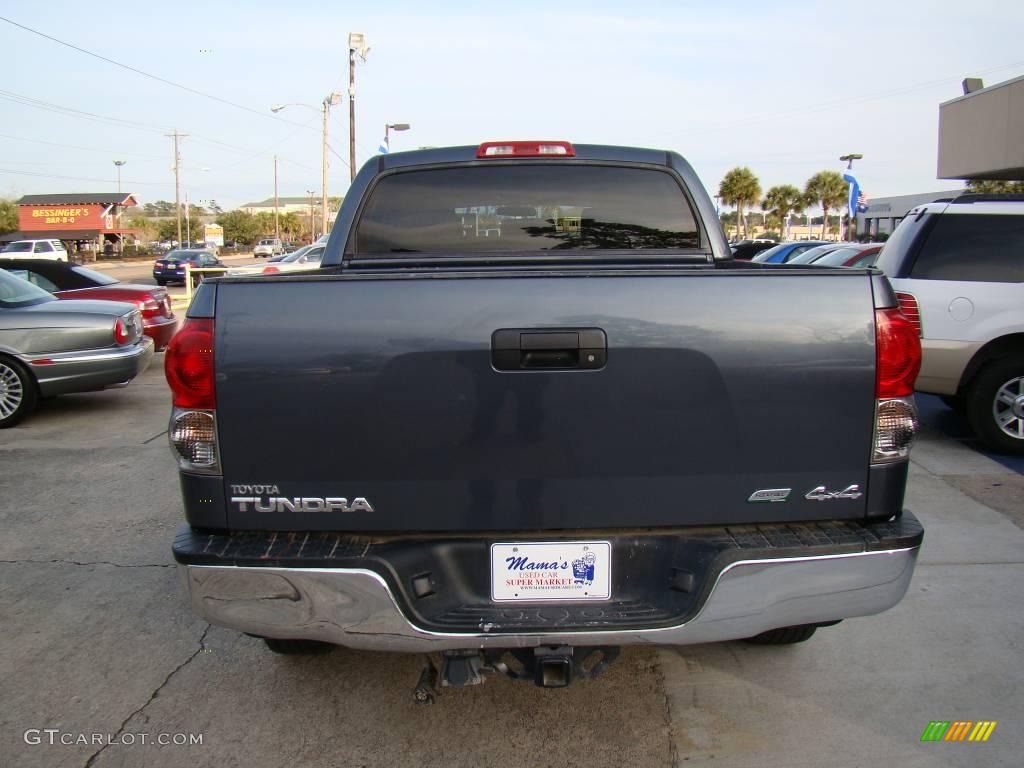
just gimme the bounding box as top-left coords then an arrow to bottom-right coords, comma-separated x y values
83,625 -> 210,768
653,651 -> 681,768
0,559 -> 175,568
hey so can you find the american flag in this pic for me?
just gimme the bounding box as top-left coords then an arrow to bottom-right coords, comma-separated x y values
857,191 -> 868,212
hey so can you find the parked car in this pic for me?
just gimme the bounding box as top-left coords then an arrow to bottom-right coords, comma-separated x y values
729,239 -> 776,260
0,269 -> 154,427
2,239 -> 69,262
254,238 -> 285,258
784,242 -> 849,264
751,241 -> 830,263
152,250 -> 225,287
0,259 -> 178,351
226,245 -> 326,276
874,195 -> 1024,454
168,141 -> 923,690
810,244 -> 884,268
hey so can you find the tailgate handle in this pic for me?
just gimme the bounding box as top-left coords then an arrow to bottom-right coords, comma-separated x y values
491,328 -> 606,371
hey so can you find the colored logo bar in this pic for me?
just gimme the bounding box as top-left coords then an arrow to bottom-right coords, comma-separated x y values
921,721 -> 997,742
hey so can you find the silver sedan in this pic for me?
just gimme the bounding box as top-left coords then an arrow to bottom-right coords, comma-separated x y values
0,269 -> 154,427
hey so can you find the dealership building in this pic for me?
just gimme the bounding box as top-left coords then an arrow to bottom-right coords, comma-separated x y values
0,192 -> 137,258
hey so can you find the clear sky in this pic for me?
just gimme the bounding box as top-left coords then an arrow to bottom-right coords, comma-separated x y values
1,0 -> 1022,211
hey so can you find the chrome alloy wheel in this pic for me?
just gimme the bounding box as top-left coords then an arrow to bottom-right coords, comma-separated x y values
993,376 -> 1024,440
0,360 -> 24,419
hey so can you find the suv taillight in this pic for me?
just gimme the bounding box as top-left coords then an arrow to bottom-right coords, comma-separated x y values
872,308 -> 922,463
894,292 -> 922,336
165,318 -> 219,473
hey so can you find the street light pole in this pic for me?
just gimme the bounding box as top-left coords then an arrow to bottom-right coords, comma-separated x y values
272,97 -> 340,238
113,160 -> 126,194
384,122 -> 411,153
839,153 -> 863,240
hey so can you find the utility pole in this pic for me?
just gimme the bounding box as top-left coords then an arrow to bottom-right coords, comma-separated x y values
348,33 -> 369,183
307,190 -> 316,242
166,130 -> 187,246
273,154 -> 280,241
322,100 -> 329,236
185,191 -> 191,245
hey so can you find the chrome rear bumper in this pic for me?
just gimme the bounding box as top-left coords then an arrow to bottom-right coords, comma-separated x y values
180,545 -> 919,652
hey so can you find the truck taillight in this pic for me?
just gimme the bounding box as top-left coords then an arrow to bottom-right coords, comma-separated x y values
872,308 -> 922,463
875,308 -> 921,399
476,141 -> 575,158
169,409 -> 219,472
165,318 -> 215,408
165,317 -> 218,473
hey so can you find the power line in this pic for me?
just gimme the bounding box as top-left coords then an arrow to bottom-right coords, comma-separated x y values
0,89 -> 170,133
0,132 -> 166,160
0,167 -> 172,186
0,15 -> 320,133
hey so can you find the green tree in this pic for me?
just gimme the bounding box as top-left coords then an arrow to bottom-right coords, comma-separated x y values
803,171 -> 847,239
761,185 -> 802,240
0,199 -> 18,235
279,212 -> 303,239
965,179 -> 1024,194
143,200 -> 177,217
155,219 -> 180,241
719,167 -> 762,239
216,210 -> 260,245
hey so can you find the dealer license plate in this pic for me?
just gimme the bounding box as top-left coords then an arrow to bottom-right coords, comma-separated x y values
490,541 -> 611,602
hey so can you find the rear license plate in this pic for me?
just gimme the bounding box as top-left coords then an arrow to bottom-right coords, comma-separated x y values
490,541 -> 611,602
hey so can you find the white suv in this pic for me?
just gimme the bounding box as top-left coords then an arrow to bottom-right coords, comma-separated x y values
2,239 -> 69,262
253,238 -> 284,258
874,195 -> 1024,454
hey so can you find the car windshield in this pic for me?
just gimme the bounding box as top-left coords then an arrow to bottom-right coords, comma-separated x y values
2,242 -> 33,253
280,245 -> 312,261
812,247 -> 864,266
787,244 -> 840,264
71,266 -> 119,286
0,268 -> 54,308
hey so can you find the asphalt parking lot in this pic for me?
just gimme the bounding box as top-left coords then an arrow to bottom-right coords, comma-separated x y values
2,359 -> 1022,768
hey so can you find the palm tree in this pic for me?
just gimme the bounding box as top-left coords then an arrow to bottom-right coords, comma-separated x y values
718,167 -> 762,239
761,185 -> 802,240
803,171 -> 847,239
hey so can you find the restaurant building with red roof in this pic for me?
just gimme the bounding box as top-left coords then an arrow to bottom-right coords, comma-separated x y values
0,192 -> 138,260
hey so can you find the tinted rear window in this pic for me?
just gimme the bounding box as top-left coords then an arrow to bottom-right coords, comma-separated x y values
354,165 -> 700,254
910,213 -> 1024,282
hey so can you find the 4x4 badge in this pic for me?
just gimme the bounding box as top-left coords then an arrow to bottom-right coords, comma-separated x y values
805,484 -> 862,501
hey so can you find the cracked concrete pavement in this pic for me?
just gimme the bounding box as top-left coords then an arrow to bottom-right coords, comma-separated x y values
1,361 -> 1022,767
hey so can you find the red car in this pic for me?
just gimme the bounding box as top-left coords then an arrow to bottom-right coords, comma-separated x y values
0,258 -> 178,350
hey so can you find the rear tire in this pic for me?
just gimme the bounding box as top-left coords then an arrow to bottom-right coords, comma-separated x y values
263,638 -> 336,655
0,357 -> 39,428
743,625 -> 818,645
966,359 -> 1024,455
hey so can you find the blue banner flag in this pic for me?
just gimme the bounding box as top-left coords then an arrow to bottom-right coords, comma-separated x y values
378,137 -> 389,154
843,170 -> 868,214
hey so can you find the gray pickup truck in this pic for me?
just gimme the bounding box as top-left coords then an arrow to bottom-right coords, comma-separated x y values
168,141 -> 924,696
